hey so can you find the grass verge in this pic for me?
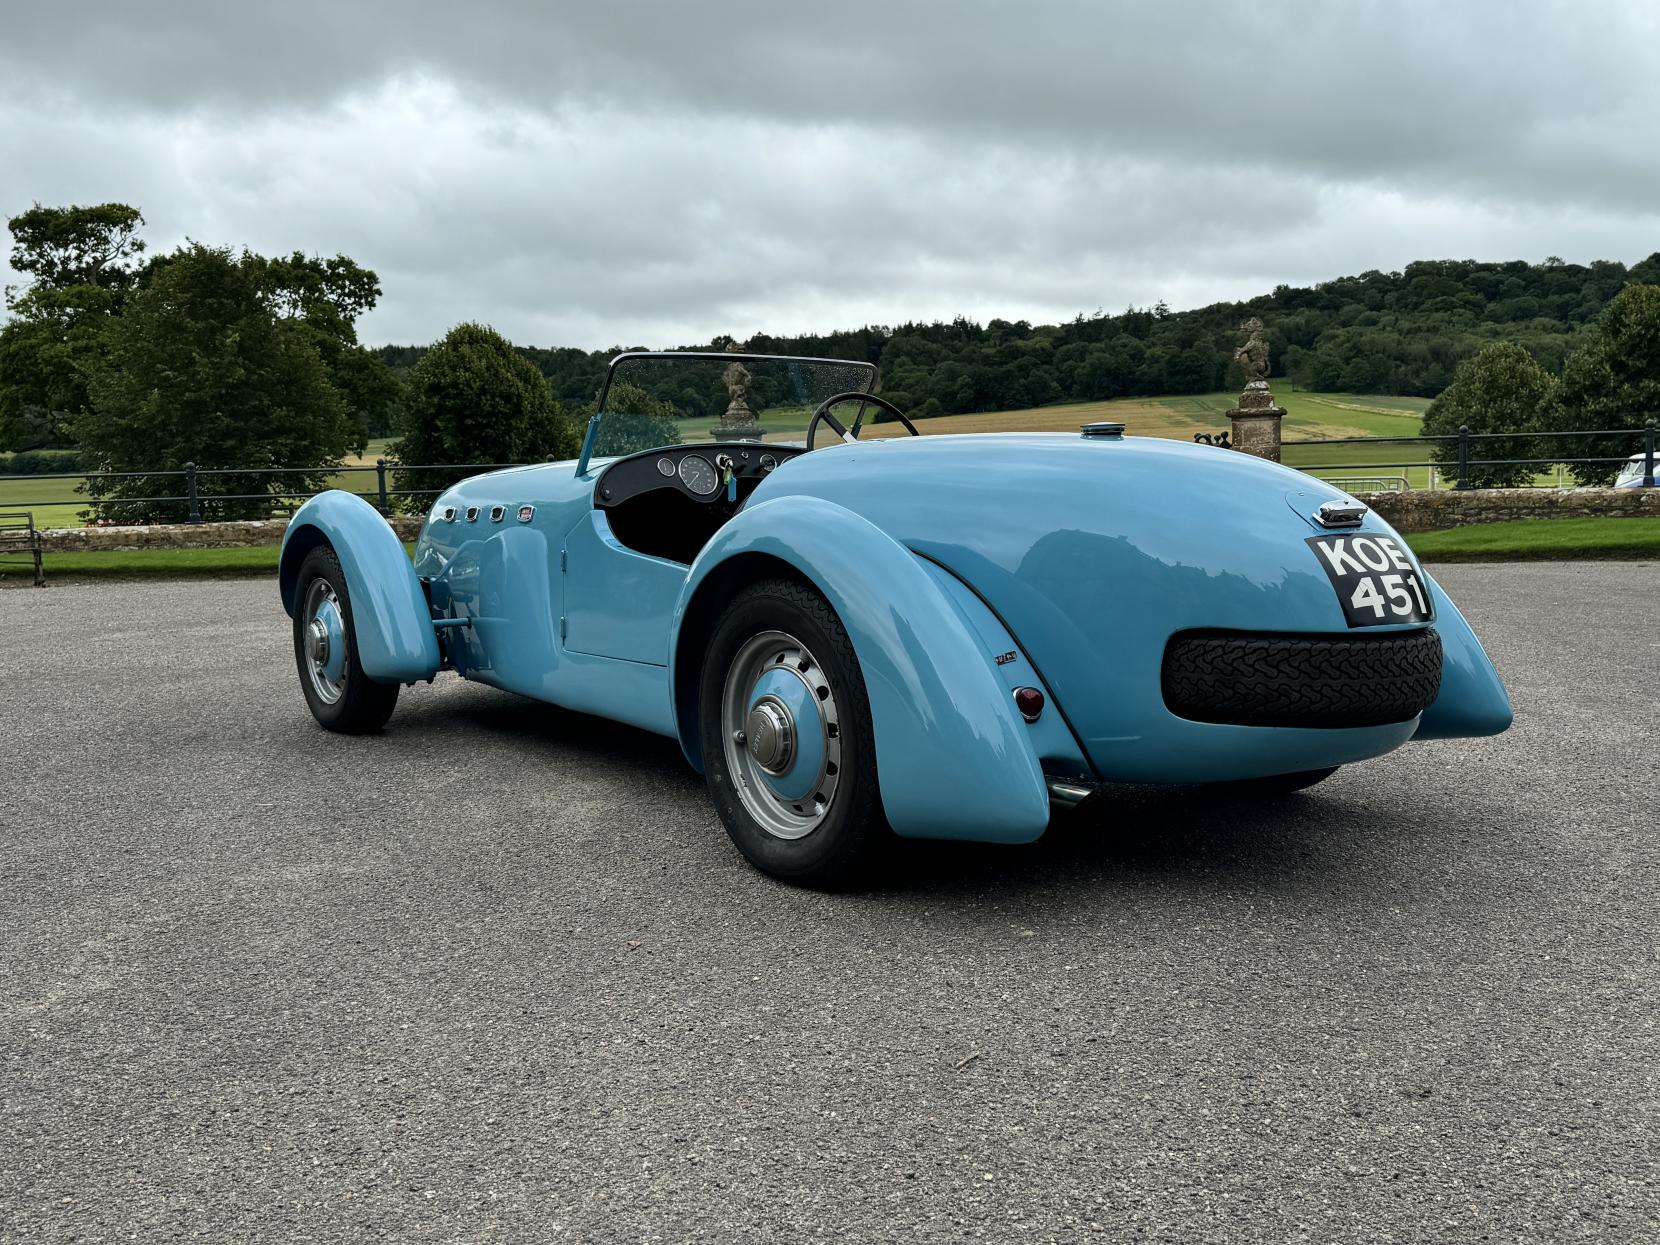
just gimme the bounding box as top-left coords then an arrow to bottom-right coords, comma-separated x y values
1405,517 -> 1660,562
4,521 -> 1653,584
0,543 -> 417,582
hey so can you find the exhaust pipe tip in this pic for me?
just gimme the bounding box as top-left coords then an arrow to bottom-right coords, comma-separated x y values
1046,777 -> 1098,809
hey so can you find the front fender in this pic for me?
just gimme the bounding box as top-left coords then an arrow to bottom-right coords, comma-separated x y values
1412,571 -> 1513,739
672,495 -> 1051,843
278,491 -> 440,684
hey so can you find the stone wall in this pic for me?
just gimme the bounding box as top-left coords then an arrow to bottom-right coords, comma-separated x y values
40,515 -> 423,552
32,487 -> 1659,551
1353,486 -> 1660,532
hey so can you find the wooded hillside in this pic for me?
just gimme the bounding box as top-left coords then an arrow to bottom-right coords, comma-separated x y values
378,254 -> 1660,420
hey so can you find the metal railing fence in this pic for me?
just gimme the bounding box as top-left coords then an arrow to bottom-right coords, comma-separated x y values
1280,421 -> 1656,491
0,459 -> 521,523
1,420 -> 1656,524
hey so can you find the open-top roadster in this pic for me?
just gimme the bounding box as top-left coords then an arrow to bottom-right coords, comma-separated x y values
279,351 -> 1511,885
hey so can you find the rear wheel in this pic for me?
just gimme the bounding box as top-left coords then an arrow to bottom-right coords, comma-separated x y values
699,579 -> 887,887
292,544 -> 399,734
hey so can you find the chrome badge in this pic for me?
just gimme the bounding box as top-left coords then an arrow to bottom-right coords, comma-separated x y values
517,505 -> 535,523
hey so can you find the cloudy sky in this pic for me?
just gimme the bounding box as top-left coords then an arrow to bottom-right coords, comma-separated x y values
3,1 -> 1657,348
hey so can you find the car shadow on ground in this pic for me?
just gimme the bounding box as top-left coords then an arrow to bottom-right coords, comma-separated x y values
406,681 -> 1445,903
876,785 -> 1377,895
407,680 -> 703,787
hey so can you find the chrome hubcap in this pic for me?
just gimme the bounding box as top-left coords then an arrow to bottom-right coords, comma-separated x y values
745,695 -> 795,773
721,630 -> 842,841
305,619 -> 329,666
301,578 -> 347,706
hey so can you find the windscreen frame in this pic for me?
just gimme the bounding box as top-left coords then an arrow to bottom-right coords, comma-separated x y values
575,350 -> 881,474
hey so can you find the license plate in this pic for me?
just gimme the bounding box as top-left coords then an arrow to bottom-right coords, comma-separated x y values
1306,534 -> 1433,628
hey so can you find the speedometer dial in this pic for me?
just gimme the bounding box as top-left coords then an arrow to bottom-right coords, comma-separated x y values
677,454 -> 719,496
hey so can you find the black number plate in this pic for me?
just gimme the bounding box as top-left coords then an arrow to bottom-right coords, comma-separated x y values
1306,534 -> 1433,628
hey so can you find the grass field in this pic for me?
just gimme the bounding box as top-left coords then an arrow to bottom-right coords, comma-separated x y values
0,475 -> 80,529
851,391 -> 1443,487
6,518 -> 1653,584
342,438 -> 395,466
856,391 -> 1430,442
0,391 -> 1555,534
0,440 -> 398,530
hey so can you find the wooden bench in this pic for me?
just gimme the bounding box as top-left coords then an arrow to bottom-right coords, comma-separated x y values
0,511 -> 45,586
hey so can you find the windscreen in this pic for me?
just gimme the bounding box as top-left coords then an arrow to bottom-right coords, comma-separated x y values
589,353 -> 879,459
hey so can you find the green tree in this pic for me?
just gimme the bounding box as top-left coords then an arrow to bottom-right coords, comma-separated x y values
6,202 -> 145,292
245,251 -> 399,447
1422,342 -> 1554,488
1547,283 -> 1660,484
391,322 -> 577,501
0,203 -> 146,449
79,244 -> 357,521
592,380 -> 683,455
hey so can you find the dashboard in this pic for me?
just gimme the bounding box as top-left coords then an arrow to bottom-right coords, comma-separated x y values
595,443 -> 807,510
594,442 -> 809,563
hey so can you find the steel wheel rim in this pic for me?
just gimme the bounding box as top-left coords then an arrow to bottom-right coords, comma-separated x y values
721,629 -> 842,840
302,578 -> 347,706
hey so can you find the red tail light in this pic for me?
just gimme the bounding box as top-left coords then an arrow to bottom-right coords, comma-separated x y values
1014,686 -> 1044,722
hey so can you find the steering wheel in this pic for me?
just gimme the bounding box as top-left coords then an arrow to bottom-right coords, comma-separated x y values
805,392 -> 920,450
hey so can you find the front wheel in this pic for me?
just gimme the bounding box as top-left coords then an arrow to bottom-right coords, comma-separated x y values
291,544 -> 399,734
699,579 -> 888,887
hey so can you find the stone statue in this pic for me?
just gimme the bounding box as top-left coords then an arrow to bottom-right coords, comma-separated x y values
714,340 -> 761,439
1226,318 -> 1285,460
1233,317 -> 1270,386
721,355 -> 754,425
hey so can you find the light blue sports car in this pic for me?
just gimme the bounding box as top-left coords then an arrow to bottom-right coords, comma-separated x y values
278,351 -> 1511,885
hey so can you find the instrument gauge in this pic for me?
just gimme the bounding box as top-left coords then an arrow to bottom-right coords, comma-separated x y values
655,457 -> 676,477
677,454 -> 719,496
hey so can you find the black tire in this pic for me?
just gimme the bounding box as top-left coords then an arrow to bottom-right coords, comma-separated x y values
699,578 -> 888,887
291,544 -> 399,734
1216,767 -> 1340,797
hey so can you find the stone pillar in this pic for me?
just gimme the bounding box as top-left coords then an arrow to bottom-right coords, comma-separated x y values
1228,380 -> 1285,462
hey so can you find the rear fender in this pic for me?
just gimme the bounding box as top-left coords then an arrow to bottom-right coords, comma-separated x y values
672,495 -> 1051,843
278,490 -> 440,684
1413,571 -> 1512,739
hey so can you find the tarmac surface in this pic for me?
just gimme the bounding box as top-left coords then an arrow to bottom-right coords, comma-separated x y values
2,563 -> 1656,1242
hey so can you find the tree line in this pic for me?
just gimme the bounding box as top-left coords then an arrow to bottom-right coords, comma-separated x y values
376,252 -> 1660,424
3,201 -> 1657,515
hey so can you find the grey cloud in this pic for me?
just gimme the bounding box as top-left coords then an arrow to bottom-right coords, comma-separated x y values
1,2 -> 1658,346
